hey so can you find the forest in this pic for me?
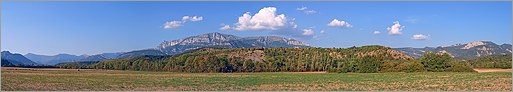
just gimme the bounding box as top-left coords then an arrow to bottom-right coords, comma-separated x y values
51,45 -> 485,73
466,54 -> 512,69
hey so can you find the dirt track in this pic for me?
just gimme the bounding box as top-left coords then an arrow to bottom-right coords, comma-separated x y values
473,68 -> 512,73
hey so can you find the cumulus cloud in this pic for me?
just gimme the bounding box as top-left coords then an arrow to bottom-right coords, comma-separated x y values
302,28 -> 315,36
320,30 -> 325,34
224,7 -> 316,39
225,7 -> 293,31
373,31 -> 381,34
164,15 -> 203,29
181,16 -> 190,21
412,34 -> 429,40
296,6 -> 317,15
387,21 -> 404,35
220,24 -> 231,30
327,19 -> 352,28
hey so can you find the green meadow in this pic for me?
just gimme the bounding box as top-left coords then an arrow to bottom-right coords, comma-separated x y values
1,69 -> 511,91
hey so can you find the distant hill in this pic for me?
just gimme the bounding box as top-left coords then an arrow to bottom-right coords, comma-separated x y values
24,52 -> 123,65
466,54 -> 512,69
122,32 -> 311,58
79,52 -> 123,61
1,51 -> 38,65
116,49 -> 166,59
24,53 -> 88,65
394,41 -> 512,60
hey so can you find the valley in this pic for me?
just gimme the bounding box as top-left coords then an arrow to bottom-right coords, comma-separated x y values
2,1 -> 511,91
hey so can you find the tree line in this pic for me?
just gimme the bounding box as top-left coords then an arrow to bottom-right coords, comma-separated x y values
466,54 -> 511,69
68,45 -> 477,73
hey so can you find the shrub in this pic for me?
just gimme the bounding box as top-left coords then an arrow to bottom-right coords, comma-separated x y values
355,56 -> 382,73
446,61 -> 476,72
380,61 -> 400,72
398,60 -> 426,73
380,60 -> 425,73
420,52 -> 452,72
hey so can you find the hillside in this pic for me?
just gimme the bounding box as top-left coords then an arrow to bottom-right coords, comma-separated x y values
466,54 -> 512,69
395,41 -> 512,60
24,53 -> 87,65
1,51 -> 37,65
91,45 -> 416,73
24,52 -> 123,65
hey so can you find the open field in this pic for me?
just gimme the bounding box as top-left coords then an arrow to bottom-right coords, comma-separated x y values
1,67 -> 511,91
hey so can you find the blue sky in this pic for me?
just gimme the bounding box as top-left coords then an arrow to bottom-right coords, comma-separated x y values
2,2 -> 511,55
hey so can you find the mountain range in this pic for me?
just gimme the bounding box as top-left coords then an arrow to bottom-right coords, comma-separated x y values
394,40 -> 512,60
2,32 -> 511,65
3,32 -> 311,65
24,53 -> 88,65
23,52 -> 123,65
120,32 -> 311,57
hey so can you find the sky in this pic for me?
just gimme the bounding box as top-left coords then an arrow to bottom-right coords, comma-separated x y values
2,2 -> 511,55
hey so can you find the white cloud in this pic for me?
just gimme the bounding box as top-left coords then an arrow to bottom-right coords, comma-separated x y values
373,31 -> 381,34
296,6 -> 307,10
387,21 -> 404,35
190,16 -> 203,22
225,7 -> 316,39
297,6 -> 317,15
181,16 -> 203,23
181,16 -> 190,22
230,7 -> 292,31
412,34 -> 429,40
302,28 -> 315,36
220,25 -> 231,30
327,19 -> 352,28
164,15 -> 203,29
303,10 -> 317,15
320,30 -> 325,34
164,21 -> 183,29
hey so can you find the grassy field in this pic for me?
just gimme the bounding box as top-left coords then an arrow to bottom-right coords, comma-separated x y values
1,68 -> 511,91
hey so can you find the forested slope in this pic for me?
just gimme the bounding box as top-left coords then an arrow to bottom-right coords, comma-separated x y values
91,45 -> 418,72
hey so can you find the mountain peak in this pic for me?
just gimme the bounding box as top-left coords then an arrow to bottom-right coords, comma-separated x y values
197,32 -> 239,40
152,32 -> 311,55
1,51 -> 37,65
462,40 -> 495,49
159,32 -> 241,49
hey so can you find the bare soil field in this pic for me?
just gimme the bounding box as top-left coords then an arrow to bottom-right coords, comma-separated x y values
473,68 -> 512,73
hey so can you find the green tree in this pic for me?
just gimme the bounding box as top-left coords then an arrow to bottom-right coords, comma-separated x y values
420,52 -> 453,72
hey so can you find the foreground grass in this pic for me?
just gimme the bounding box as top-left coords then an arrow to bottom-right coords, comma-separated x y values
1,69 -> 511,91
